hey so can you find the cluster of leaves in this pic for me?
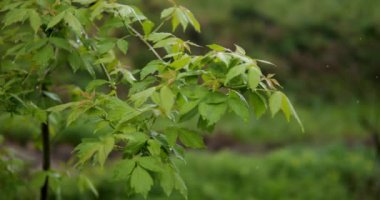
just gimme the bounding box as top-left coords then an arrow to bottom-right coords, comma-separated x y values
0,0 -> 302,198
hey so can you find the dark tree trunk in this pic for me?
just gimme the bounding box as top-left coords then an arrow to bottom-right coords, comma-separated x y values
40,121 -> 50,200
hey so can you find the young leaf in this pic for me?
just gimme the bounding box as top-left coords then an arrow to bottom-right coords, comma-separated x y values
224,64 -> 248,85
28,10 -> 42,33
247,92 -> 267,118
130,166 -> 154,198
47,11 -> 66,29
86,79 -> 109,92
199,102 -> 227,125
138,156 -> 162,172
182,7 -> 201,32
142,20 -> 154,36
228,91 -> 249,121
160,166 -> 174,196
175,8 -> 189,31
281,93 -> 304,132
170,56 -> 191,69
43,91 -> 62,103
207,44 -> 225,51
49,37 -> 72,51
64,12 -> 84,35
147,139 -> 161,156
68,52 -> 83,72
234,44 -> 246,55
269,91 -> 282,117
161,7 -> 175,19
160,86 -> 175,115
116,39 -> 129,54
178,129 -> 204,148
47,102 -> 78,112
2,9 -> 28,27
74,136 -> 114,167
174,172 -> 187,198
248,67 -> 262,91
130,87 -> 156,107
140,60 -> 161,79
147,32 -> 172,42
113,159 -> 136,180
78,175 -> 99,197
33,45 -> 54,67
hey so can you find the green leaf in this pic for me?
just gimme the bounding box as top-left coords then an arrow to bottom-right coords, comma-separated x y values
170,56 -> 191,69
153,37 -> 178,48
180,85 -> 208,99
147,139 -> 161,156
204,92 -> 227,104
269,91 -> 282,117
78,175 -> 98,197
130,166 -> 154,198
234,44 -> 246,55
43,91 -> 62,103
140,60 -> 161,79
224,64 -> 248,85
179,100 -> 199,115
113,159 -> 136,180
74,136 -> 114,167
97,39 -> 116,54
160,166 -> 174,196
49,37 -> 72,51
142,20 -> 154,36
248,92 -> 267,118
2,9 -> 28,27
66,103 -> 92,126
281,94 -> 304,132
178,129 -> 204,148
86,79 -> 109,92
216,52 -> 231,67
161,7 -> 175,19
174,172 -> 187,198
248,67 -> 262,91
207,44 -> 225,51
47,102 -> 78,112
165,128 -> 178,146
138,156 -> 162,172
116,39 -> 129,54
28,10 -> 42,33
130,87 -> 156,107
160,86 -> 175,115
147,32 -> 172,42
121,69 -> 136,84
182,8 -> 200,32
175,8 -> 188,31
33,45 -> 54,67
47,11 -> 66,29
228,91 -> 249,121
68,52 -> 82,72
64,12 -> 84,35
199,102 -> 227,125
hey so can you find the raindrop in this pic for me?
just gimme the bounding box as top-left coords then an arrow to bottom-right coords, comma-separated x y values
325,65 -> 330,68
376,75 -> 379,79
356,100 -> 360,104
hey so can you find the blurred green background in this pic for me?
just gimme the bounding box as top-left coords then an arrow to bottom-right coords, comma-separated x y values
1,0 -> 380,199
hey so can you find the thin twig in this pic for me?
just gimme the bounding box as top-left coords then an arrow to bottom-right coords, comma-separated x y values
117,12 -> 164,62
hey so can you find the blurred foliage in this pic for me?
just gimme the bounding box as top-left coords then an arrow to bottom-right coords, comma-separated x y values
53,146 -> 380,199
